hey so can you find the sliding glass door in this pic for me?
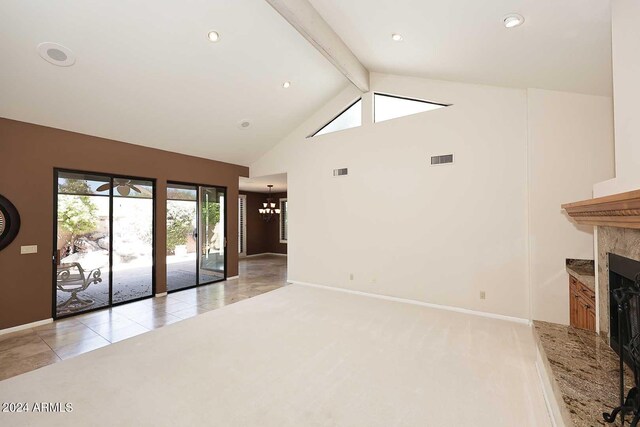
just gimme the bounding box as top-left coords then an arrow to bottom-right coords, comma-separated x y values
55,172 -> 111,315
199,187 -> 225,284
54,170 -> 155,318
112,179 -> 154,304
166,183 -> 226,291
166,184 -> 198,292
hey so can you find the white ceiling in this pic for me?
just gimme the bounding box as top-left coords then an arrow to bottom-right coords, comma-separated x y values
309,0 -> 613,96
0,0 -> 348,166
240,173 -> 287,193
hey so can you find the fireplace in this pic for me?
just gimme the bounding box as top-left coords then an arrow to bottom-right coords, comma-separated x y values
609,253 -> 640,362
594,227 -> 640,345
560,191 -> 640,423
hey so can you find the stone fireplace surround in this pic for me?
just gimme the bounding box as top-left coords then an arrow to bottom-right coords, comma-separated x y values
562,188 -> 640,341
597,226 -> 640,342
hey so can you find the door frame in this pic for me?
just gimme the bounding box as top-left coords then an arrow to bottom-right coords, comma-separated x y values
166,180 -> 228,293
52,168 -> 157,320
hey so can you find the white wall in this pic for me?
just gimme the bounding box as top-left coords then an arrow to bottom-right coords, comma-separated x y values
528,89 -> 614,324
253,73 -> 531,319
594,0 -> 640,197
252,73 -> 615,322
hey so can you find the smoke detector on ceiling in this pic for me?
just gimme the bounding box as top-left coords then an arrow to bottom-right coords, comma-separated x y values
37,42 -> 76,67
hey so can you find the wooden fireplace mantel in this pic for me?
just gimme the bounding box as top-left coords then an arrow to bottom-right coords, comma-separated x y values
562,189 -> 640,229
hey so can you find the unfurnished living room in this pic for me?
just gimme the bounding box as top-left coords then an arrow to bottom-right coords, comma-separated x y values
0,0 -> 638,425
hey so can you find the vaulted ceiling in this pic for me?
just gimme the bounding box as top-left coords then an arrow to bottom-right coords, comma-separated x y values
0,0 -> 348,166
0,0 -> 614,167
309,0 -> 612,96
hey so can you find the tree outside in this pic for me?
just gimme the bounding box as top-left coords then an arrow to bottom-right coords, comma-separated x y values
201,201 -> 221,249
167,203 -> 196,254
57,180 -> 98,254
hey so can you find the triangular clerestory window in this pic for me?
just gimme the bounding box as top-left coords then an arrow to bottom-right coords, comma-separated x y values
374,93 -> 448,123
310,98 -> 362,137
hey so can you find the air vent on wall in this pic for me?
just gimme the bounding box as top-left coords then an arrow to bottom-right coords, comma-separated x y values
430,154 -> 454,165
333,168 -> 348,177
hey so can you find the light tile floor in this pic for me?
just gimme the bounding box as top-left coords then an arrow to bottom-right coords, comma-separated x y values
0,255 -> 286,381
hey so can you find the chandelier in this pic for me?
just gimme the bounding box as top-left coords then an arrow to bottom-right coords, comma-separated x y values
259,185 -> 280,222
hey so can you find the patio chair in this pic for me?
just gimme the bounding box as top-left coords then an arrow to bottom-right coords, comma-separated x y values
56,262 -> 102,313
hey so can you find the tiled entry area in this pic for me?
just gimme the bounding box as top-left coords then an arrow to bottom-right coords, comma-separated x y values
0,255 -> 286,381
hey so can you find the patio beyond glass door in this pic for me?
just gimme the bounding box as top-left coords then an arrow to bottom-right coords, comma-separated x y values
55,172 -> 111,316
166,183 -> 226,292
199,187 -> 225,284
166,184 -> 198,292
112,179 -> 154,304
54,170 -> 155,318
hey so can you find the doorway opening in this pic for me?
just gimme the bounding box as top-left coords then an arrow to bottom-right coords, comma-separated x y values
238,173 -> 287,258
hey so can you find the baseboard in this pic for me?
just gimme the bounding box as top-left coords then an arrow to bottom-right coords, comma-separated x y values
245,252 -> 287,258
0,318 -> 53,336
290,281 -> 530,325
226,275 -> 239,280
155,292 -> 167,298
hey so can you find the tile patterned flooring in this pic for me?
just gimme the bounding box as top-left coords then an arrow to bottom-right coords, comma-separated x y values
0,255 -> 286,382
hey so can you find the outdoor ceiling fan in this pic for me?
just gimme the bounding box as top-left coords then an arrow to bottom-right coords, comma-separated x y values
96,179 -> 142,196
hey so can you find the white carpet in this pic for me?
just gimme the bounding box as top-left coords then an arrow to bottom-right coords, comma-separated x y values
0,284 -> 550,426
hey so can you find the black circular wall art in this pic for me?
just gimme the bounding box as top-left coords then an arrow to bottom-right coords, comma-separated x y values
0,194 -> 20,251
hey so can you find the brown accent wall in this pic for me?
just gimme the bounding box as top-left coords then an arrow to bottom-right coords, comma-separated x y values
0,118 -> 248,330
241,191 -> 287,256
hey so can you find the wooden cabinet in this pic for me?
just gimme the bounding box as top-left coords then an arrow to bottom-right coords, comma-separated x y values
569,275 -> 596,331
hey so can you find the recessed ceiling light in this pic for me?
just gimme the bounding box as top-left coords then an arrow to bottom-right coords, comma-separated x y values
238,120 -> 251,130
391,33 -> 403,42
503,14 -> 525,28
282,81 -> 291,89
37,42 -> 76,67
207,31 -> 220,42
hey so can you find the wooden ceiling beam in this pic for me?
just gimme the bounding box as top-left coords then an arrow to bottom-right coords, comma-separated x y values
265,0 -> 370,93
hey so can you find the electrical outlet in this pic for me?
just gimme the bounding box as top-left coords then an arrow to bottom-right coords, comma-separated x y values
480,291 -> 486,300
349,273 -> 354,281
